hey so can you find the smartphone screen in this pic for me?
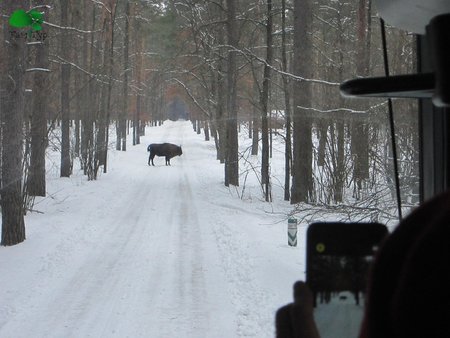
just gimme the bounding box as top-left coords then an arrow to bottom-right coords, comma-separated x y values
306,222 -> 388,338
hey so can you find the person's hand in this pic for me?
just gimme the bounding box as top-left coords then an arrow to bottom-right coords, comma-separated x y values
275,281 -> 320,338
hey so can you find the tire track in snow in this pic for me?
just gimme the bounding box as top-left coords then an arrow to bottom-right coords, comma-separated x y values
211,218 -> 273,337
24,177 -> 161,337
134,122 -> 214,337
174,171 -> 210,335
0,168 -> 158,337
0,121 -> 239,337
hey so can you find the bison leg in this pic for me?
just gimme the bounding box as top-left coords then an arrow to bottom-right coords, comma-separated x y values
149,153 -> 156,166
165,156 -> 170,165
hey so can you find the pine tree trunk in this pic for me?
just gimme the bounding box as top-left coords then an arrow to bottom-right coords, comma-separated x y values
60,0 -> 72,177
101,1 -> 117,173
0,0 -> 27,245
352,0 -> 371,196
282,0 -> 292,201
204,120 -> 210,141
28,5 -> 50,197
117,0 -> 130,151
72,4 -> 81,159
133,4 -> 142,146
260,0 -> 273,201
216,36 -> 226,164
225,0 -> 239,187
334,121 -> 345,202
251,82 -> 259,156
84,2 -> 98,180
291,0 -> 314,203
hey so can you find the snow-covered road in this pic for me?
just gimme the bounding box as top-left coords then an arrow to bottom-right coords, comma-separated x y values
0,121 -> 305,338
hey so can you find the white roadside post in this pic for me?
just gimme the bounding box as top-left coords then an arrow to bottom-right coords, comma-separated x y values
288,218 -> 298,246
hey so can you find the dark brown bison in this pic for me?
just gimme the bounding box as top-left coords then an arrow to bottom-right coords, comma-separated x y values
147,143 -> 182,166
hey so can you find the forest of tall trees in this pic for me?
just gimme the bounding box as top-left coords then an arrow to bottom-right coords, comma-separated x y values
0,0 -> 419,245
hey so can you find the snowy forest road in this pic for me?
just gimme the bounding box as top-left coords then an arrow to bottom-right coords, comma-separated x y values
0,121 -> 303,338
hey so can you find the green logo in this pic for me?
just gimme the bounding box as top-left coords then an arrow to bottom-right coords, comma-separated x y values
9,9 -> 44,31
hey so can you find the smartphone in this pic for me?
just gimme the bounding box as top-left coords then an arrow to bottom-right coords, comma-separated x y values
306,222 -> 388,338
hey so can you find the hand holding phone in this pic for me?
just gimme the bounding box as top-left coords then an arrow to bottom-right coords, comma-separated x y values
306,222 -> 388,338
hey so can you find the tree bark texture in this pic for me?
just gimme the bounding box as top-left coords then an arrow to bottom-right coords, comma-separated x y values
224,0 -> 239,187
260,0 -> 273,201
27,5 -> 50,197
291,0 -> 314,204
282,0 -> 292,201
60,0 -> 72,177
0,0 -> 27,245
117,0 -> 130,151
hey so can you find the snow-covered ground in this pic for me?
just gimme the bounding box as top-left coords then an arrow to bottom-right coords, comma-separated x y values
0,120 -> 314,338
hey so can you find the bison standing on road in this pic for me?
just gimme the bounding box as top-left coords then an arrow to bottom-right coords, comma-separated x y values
147,143 -> 182,166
